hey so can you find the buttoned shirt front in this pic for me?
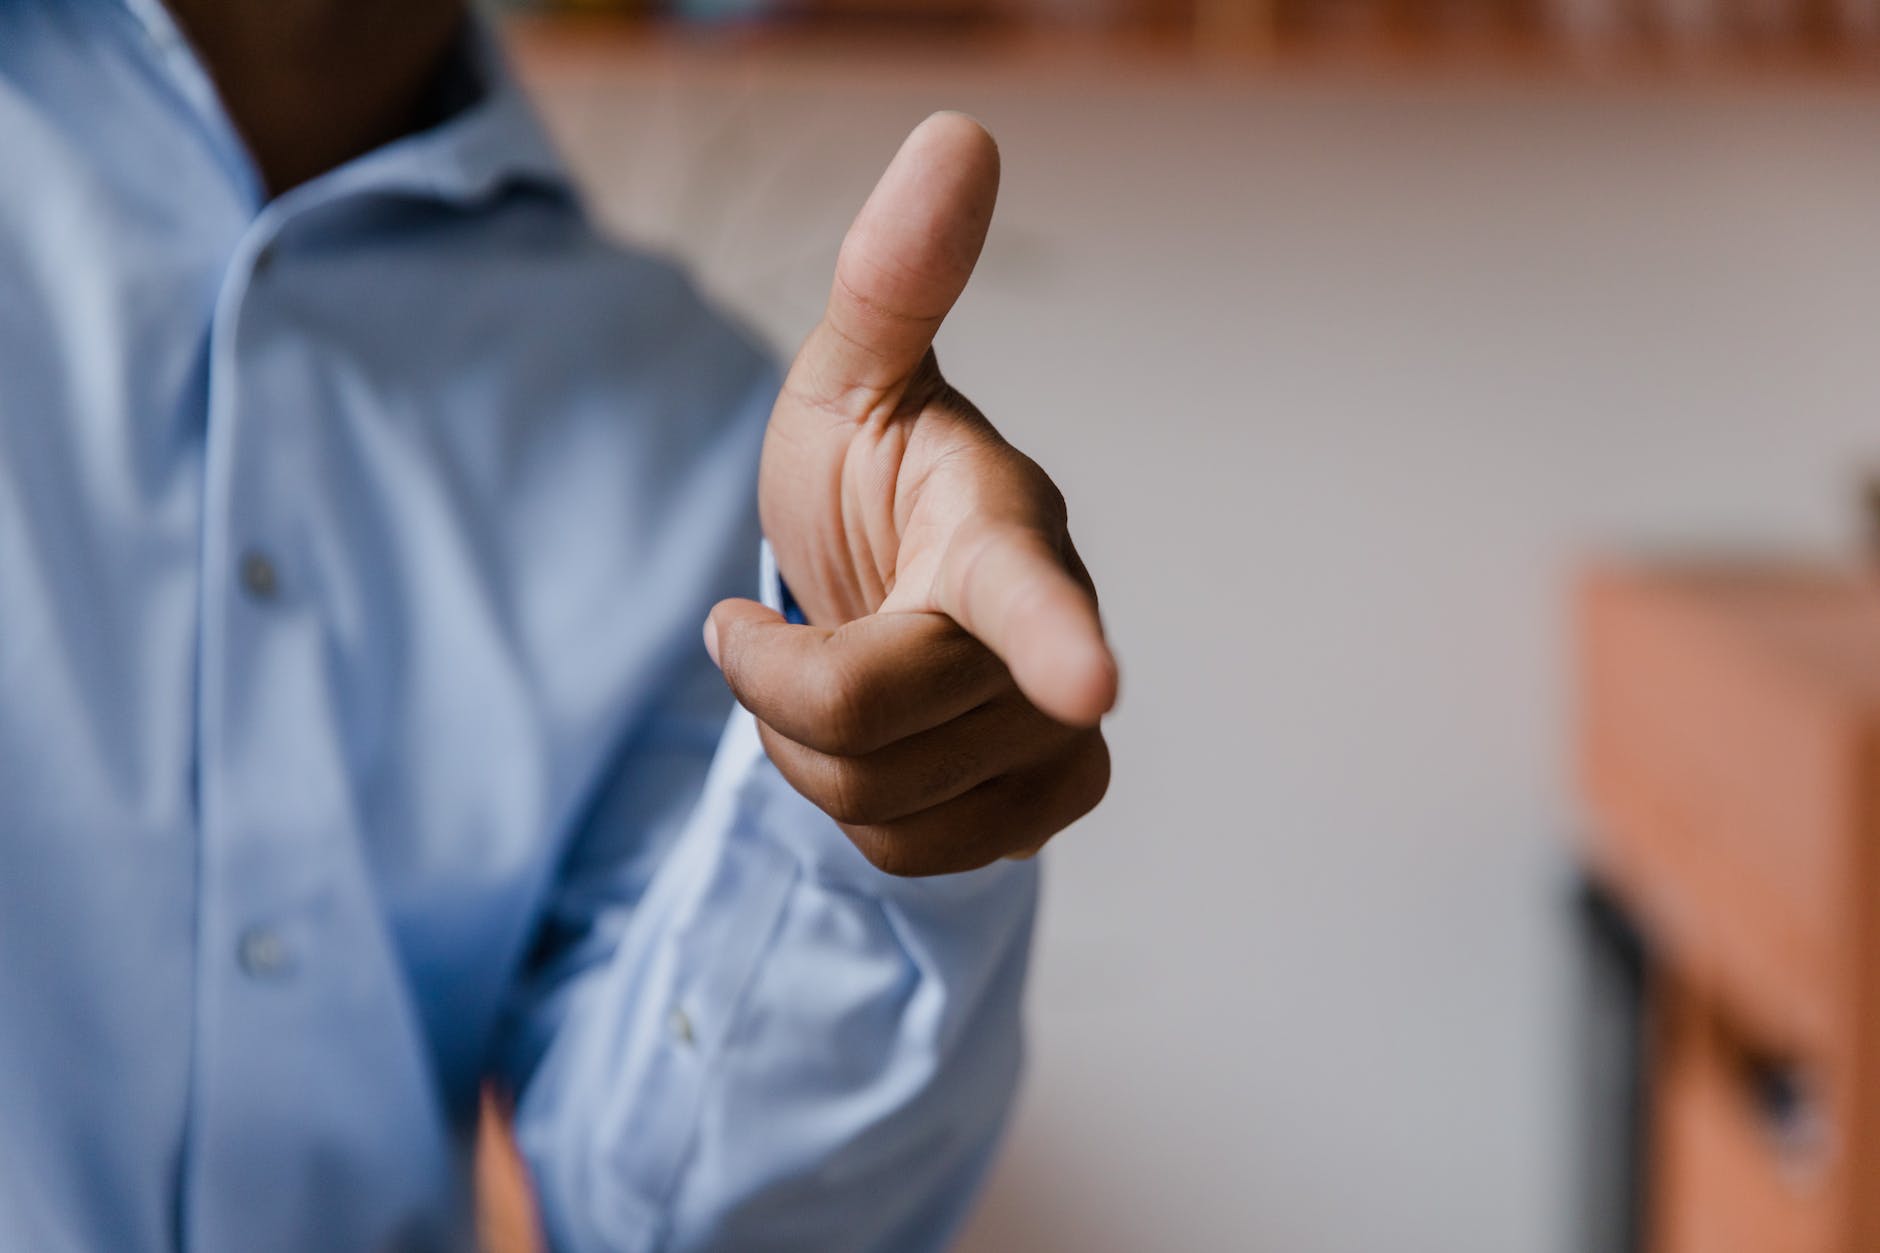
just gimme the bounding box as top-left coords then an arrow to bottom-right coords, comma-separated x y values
0,4 -> 1037,1250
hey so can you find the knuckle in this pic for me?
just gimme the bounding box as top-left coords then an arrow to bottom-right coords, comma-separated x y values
844,824 -> 969,879
820,759 -> 882,826
716,617 -> 763,696
1015,734 -> 1109,850
845,826 -> 913,877
1072,734 -> 1113,817
808,652 -> 880,755
760,725 -> 891,826
1006,449 -> 1068,526
917,747 -> 979,801
931,633 -> 1007,704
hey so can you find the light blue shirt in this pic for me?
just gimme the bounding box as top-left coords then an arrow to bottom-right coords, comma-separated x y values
0,4 -> 1037,1250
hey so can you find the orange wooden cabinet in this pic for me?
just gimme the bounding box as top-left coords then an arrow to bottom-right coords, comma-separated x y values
1578,563 -> 1880,1253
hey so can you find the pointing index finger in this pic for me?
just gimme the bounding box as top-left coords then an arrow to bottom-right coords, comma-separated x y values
937,522 -> 1119,728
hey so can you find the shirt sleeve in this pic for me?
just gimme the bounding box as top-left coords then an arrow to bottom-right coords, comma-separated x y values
502,541 -> 1040,1253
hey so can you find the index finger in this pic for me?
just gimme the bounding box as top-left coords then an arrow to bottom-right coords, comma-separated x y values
936,522 -> 1119,728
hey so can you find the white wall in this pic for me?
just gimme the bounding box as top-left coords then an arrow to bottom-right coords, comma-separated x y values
520,46 -> 1880,1252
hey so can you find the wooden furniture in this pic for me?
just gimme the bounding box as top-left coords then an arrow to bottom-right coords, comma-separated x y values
1578,562 -> 1880,1253
503,0 -> 1880,58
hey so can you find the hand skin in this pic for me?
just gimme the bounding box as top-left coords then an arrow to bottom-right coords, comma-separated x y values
705,113 -> 1118,878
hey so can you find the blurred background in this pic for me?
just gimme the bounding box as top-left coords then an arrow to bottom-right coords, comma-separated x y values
494,3 -> 1880,1250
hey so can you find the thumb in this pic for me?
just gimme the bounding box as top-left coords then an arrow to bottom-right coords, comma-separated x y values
792,112 -> 1000,410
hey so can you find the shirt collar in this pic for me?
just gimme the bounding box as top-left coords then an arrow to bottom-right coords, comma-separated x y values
112,1 -> 575,213
369,16 -> 576,209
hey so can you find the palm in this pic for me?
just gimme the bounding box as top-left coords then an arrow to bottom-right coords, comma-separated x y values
761,358 -> 1011,618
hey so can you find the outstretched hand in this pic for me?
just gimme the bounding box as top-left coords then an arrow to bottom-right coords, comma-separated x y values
705,113 -> 1117,876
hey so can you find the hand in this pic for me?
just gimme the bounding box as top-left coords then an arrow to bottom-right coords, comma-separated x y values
703,113 -> 1118,877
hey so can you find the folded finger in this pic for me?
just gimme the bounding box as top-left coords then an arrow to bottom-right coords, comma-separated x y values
707,598 -> 1010,755
838,731 -> 1111,877
754,691 -> 1077,827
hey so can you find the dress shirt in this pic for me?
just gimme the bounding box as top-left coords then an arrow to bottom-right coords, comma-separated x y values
0,3 -> 1037,1250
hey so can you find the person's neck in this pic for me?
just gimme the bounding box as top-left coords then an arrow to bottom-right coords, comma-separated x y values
165,0 -> 470,196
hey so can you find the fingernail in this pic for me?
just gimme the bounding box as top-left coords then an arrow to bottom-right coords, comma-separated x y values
702,615 -> 721,668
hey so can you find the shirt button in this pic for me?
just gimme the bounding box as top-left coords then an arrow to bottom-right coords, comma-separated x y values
239,550 -> 279,601
237,927 -> 293,980
667,1006 -> 695,1048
